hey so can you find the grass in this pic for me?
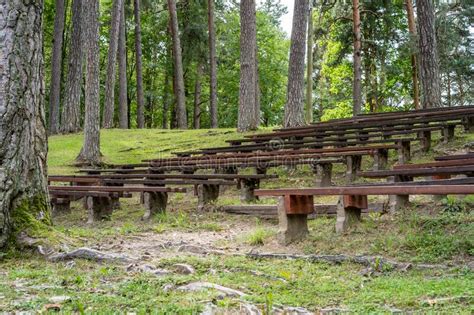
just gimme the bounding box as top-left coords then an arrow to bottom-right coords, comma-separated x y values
0,253 -> 472,313
2,126 -> 471,312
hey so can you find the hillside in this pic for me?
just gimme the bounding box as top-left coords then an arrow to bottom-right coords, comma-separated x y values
1,128 -> 472,313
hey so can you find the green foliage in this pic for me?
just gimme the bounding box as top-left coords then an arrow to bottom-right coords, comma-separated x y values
441,196 -> 467,213
245,227 -> 274,246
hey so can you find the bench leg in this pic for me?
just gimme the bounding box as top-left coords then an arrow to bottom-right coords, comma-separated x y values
373,148 -> 388,171
143,192 -> 168,220
240,179 -> 260,203
442,125 -> 455,143
277,196 -> 310,245
256,167 -> 267,175
345,155 -> 362,184
335,195 -> 367,233
51,199 -> 71,217
388,175 -> 411,212
313,162 -> 332,187
397,141 -> 411,164
197,184 -> 220,211
462,116 -> 474,133
87,196 -> 113,224
419,130 -> 431,152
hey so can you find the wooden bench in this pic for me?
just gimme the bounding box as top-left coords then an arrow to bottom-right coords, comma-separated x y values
254,183 -> 474,245
55,173 -> 278,203
49,185 -> 186,222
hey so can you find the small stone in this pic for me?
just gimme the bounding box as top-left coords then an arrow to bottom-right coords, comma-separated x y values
49,296 -> 71,304
173,263 -> 195,275
44,304 -> 61,312
162,284 -> 175,292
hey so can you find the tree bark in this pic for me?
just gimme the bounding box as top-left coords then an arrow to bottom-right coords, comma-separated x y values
352,0 -> 362,116
76,0 -> 101,165
48,0 -> 66,135
162,70 -> 170,129
305,3 -> 313,124
60,0 -> 83,134
103,0 -> 125,128
193,63 -> 203,129
416,0 -> 442,108
0,0 -> 50,248
405,0 -> 420,110
238,0 -> 258,132
254,43 -> 260,128
134,0 -> 145,128
168,0 -> 187,129
208,0 -> 218,128
284,0 -> 309,127
118,5 -> 128,129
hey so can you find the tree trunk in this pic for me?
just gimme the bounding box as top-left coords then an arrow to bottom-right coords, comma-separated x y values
446,72 -> 451,107
134,0 -> 145,128
48,0 -> 66,135
0,0 -> 50,248
208,0 -> 218,128
254,43 -> 260,128
103,0 -> 125,128
118,5 -> 128,129
76,0 -> 101,165
168,0 -> 187,129
238,0 -> 257,132
352,0 -> 362,116
305,3 -> 313,124
162,70 -> 170,129
284,0 -> 309,127
416,0 -> 442,108
405,0 -> 420,110
60,0 -> 83,134
193,63 -> 203,129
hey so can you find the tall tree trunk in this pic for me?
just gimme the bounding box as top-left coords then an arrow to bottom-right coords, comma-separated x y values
254,43 -> 260,128
103,0 -> 125,128
162,71 -> 170,129
48,0 -> 66,134
446,72 -> 451,107
0,0 -> 50,248
238,0 -> 257,132
168,0 -> 187,129
284,0 -> 309,127
134,0 -> 145,128
305,3 -> 313,124
352,0 -> 362,116
193,63 -> 203,129
208,0 -> 218,128
61,0 -> 83,133
416,0 -> 442,108
405,0 -> 420,110
76,0 -> 101,165
118,5 -> 129,129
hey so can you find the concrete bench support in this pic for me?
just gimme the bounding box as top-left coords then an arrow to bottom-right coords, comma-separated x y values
277,195 -> 313,245
143,191 -> 168,220
443,125 -> 456,143
240,179 -> 260,203
335,195 -> 368,233
197,184 -> 220,211
51,198 -> 71,217
374,148 -> 389,171
388,175 -> 411,212
397,140 -> 411,164
462,116 -> 474,133
346,155 -> 362,183
312,162 -> 332,187
419,130 -> 431,152
87,196 -> 113,224
256,167 -> 267,175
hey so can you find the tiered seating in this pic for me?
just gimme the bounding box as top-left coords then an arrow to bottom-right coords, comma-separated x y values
255,154 -> 474,244
49,106 -> 473,226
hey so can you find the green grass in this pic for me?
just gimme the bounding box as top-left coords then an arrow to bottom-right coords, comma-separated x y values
245,226 -> 275,246
0,253 -> 472,313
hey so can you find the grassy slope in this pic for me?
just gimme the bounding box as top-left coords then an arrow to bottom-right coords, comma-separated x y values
1,128 -> 472,313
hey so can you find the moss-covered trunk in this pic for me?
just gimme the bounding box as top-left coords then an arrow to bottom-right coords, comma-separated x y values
0,0 -> 50,249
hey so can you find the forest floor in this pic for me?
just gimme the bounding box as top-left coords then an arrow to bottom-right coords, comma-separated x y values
0,128 -> 473,313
